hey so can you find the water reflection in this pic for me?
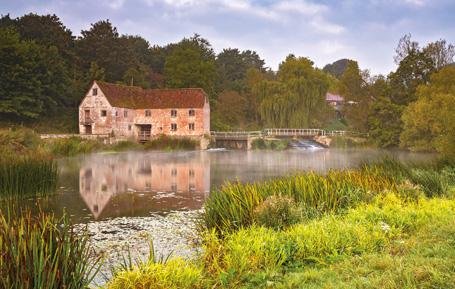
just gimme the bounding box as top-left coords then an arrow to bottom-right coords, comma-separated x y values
76,152 -> 210,219
44,149 -> 434,222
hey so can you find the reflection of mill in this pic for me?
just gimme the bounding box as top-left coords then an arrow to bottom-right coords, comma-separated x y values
79,154 -> 210,219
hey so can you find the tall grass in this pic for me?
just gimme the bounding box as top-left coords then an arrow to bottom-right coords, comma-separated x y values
369,157 -> 455,198
203,167 -> 397,234
46,137 -> 103,157
144,135 -> 199,151
0,207 -> 101,289
0,155 -> 58,199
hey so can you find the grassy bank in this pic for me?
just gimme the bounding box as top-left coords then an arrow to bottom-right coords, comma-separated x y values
106,159 -> 455,288
0,128 -> 200,158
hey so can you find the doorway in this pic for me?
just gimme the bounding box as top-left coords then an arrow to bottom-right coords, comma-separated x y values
138,124 -> 152,142
84,125 -> 92,134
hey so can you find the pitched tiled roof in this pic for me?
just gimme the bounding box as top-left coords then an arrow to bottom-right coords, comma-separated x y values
326,92 -> 344,102
96,81 -> 208,109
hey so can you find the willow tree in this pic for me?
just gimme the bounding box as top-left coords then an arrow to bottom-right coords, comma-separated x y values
259,55 -> 330,128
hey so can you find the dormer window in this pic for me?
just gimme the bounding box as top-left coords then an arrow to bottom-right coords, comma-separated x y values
189,109 -> 195,117
92,88 -> 98,96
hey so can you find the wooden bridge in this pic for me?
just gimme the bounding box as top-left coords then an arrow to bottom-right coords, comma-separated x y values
210,128 -> 350,149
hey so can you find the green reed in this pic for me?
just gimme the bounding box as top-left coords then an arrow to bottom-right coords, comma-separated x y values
0,206 -> 101,289
0,155 -> 58,199
203,167 -> 397,234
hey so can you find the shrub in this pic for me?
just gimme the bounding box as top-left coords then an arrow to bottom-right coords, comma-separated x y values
0,155 -> 58,199
254,195 -> 301,229
0,208 -> 100,289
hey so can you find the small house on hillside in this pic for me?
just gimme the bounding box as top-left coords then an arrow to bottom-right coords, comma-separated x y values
79,81 -> 210,141
326,92 -> 344,109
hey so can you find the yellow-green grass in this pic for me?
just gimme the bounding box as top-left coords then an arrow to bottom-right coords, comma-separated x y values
106,193 -> 455,288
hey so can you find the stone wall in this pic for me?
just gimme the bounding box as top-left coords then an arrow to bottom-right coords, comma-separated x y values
79,82 -> 210,141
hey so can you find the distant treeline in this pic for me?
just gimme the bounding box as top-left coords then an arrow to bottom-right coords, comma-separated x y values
0,13 -> 454,156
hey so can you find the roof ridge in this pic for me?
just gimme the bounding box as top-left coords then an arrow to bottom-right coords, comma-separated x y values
96,80 -> 204,92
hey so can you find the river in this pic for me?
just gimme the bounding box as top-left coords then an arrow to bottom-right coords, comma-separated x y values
19,148 -> 431,222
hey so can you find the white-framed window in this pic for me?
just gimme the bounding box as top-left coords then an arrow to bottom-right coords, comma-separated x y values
171,109 -> 177,117
189,123 -> 195,131
189,109 -> 195,116
145,109 -> 151,117
124,110 -> 128,118
171,123 -> 177,131
101,110 -> 107,117
92,88 -> 98,96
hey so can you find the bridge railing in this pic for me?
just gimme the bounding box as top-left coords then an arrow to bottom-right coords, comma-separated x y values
263,128 -> 326,136
211,129 -> 351,138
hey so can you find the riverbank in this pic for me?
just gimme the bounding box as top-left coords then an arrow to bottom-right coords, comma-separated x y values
105,158 -> 455,288
0,128 -> 201,158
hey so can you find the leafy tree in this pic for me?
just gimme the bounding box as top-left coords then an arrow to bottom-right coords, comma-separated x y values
14,14 -> 74,61
338,61 -> 370,132
368,97 -> 403,147
0,28 -> 70,119
121,65 -> 152,88
216,90 -> 248,128
216,48 -> 260,92
164,35 -> 216,98
400,66 -> 455,157
389,35 -> 454,106
77,20 -> 129,82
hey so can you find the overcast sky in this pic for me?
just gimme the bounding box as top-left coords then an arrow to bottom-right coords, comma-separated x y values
2,0 -> 454,75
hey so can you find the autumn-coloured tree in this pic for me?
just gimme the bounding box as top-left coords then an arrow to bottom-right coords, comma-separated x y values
401,66 -> 455,157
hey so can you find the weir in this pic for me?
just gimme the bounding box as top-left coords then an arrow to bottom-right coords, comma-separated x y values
210,129 -> 352,149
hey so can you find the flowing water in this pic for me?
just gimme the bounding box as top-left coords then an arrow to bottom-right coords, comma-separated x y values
19,148 -> 432,222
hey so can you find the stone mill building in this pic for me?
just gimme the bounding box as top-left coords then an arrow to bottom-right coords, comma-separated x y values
79,81 -> 210,142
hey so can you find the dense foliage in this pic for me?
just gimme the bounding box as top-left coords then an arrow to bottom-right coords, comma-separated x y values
1,14 -> 455,156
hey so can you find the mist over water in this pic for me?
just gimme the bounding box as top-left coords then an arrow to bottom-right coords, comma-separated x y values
22,149 -> 433,222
